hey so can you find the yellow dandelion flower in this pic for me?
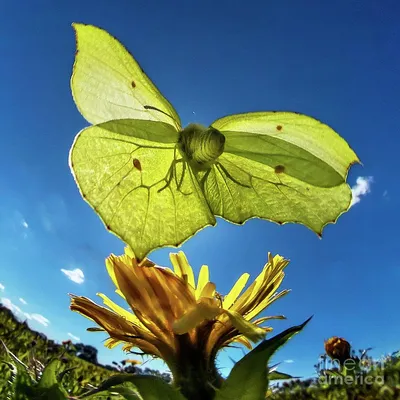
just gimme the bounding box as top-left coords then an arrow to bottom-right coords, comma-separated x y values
70,248 -> 289,399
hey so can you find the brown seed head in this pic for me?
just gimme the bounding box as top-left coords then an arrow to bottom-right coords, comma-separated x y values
324,336 -> 351,365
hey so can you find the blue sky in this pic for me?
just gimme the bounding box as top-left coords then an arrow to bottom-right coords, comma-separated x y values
1,0 -> 399,379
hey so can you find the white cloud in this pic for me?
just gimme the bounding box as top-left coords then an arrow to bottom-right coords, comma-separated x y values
0,283 -> 5,291
67,332 -> 80,341
284,359 -> 294,363
1,298 -> 49,326
1,298 -> 22,315
19,297 -> 27,305
351,176 -> 373,206
30,314 -> 50,327
0,297 -> 50,326
13,304 -> 22,314
61,268 -> 85,284
1,297 -> 14,310
9,211 -> 30,239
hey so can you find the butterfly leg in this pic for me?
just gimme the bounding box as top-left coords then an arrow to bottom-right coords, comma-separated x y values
157,161 -> 175,193
215,162 -> 251,188
157,146 -> 192,195
174,159 -> 192,195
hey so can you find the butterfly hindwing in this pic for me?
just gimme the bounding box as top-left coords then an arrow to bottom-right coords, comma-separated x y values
69,119 -> 214,260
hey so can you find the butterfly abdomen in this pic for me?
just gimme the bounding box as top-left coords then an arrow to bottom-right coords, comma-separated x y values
179,123 -> 225,169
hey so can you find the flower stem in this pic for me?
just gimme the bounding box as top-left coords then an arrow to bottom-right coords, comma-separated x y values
171,334 -> 223,400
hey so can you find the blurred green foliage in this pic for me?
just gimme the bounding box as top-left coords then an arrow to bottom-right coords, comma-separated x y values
0,304 -> 170,398
269,350 -> 400,399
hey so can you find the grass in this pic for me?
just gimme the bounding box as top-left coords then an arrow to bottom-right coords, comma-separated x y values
0,304 -> 170,398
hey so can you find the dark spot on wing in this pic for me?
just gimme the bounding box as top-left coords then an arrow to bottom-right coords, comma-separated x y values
131,81 -> 136,88
277,221 -> 283,225
133,158 -> 142,171
106,225 -> 111,231
274,165 -> 285,174
276,125 -> 283,131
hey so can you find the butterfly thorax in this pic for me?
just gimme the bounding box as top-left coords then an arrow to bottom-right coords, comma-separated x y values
178,123 -> 225,170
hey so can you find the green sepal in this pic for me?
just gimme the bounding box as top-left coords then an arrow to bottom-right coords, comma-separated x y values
214,316 -> 312,400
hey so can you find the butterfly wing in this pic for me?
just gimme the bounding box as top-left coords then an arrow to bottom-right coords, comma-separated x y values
71,23 -> 181,130
213,112 -> 359,187
70,119 -> 215,261
197,112 -> 360,235
70,24 -> 214,260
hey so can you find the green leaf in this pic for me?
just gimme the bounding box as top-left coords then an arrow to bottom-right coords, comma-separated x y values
214,317 -> 312,400
131,375 -> 186,400
79,374 -> 185,400
106,386 -> 143,400
9,367 -> 35,400
268,370 -> 297,381
35,359 -> 69,399
70,23 -> 360,261
57,366 -> 76,382
1,340 -> 36,400
268,362 -> 298,380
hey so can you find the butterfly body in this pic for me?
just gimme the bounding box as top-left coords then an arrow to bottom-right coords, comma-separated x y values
178,123 -> 226,170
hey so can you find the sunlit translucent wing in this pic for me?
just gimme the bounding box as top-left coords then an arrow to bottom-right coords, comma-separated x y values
70,119 -> 215,259
213,112 -> 358,187
69,23 -> 360,261
71,23 -> 181,130
194,112 -> 360,233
